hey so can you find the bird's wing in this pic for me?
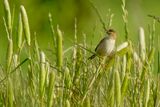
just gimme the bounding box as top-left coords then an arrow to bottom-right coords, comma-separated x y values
95,36 -> 108,51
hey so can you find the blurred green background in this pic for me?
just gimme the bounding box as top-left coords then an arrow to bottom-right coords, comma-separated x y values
0,0 -> 160,62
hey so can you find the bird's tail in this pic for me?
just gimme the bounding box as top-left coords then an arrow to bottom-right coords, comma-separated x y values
88,54 -> 96,60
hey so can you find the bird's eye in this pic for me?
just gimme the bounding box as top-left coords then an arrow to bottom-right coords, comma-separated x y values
109,29 -> 113,32
106,29 -> 115,34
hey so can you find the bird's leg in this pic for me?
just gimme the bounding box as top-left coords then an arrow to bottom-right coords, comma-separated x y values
99,57 -> 107,68
108,51 -> 116,59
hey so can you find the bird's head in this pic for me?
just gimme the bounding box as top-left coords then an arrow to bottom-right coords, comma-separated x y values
106,29 -> 117,39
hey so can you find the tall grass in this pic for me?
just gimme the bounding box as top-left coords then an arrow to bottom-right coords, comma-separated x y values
0,0 -> 160,107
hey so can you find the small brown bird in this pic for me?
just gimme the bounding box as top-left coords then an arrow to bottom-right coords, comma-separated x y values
88,29 -> 117,60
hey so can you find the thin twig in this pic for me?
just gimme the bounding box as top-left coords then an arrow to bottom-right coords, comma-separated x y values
148,14 -> 160,23
0,58 -> 29,84
89,0 -> 107,31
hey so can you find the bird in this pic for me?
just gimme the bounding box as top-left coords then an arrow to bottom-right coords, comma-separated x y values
88,29 -> 117,60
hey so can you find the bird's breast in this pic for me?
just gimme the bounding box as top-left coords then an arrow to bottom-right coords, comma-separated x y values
105,39 -> 115,55
96,38 -> 115,56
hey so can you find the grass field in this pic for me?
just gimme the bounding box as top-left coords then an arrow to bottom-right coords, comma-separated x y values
0,0 -> 160,107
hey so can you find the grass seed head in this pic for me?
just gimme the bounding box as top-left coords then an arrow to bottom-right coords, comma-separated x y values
20,5 -> 31,46
3,0 -> 12,33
